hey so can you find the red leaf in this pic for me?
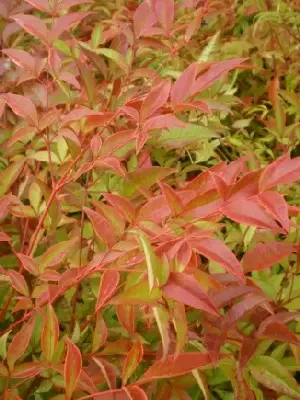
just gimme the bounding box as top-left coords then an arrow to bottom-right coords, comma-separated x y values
190,58 -> 248,96
143,114 -> 185,131
190,237 -> 244,281
94,157 -> 126,177
12,14 -> 49,44
212,286 -> 258,308
174,101 -> 211,114
16,253 -> 39,276
259,154 -> 300,191
222,198 -> 280,231
0,231 -> 11,241
258,191 -> 290,232
137,352 -> 213,384
171,64 -> 198,106
59,0 -> 92,9
154,0 -> 174,33
24,0 -> 51,13
7,315 -> 36,370
1,93 -> 38,126
140,80 -> 171,121
256,321 -> 300,345
163,272 -> 219,315
239,337 -> 258,369
133,1 -> 157,38
242,242 -> 295,273
116,304 -> 135,334
104,194 -> 135,223
2,49 -> 36,74
96,270 -> 120,310
221,294 -> 271,331
159,182 -> 183,216
122,341 -> 143,384
64,339 -> 82,400
50,12 -> 92,41
84,207 -> 115,246
41,304 -> 59,362
8,270 -> 30,297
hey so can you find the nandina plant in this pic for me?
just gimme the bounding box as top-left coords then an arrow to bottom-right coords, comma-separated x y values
1,1 -> 300,399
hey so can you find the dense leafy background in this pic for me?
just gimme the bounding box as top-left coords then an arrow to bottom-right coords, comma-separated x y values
0,0 -> 300,399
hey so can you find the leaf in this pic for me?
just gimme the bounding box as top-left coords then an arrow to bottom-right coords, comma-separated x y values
127,167 -> 175,188
258,191 -> 290,232
110,280 -> 162,306
153,306 -> 170,361
137,352 -> 213,384
133,1 -> 157,38
2,49 -> 36,74
41,305 -> 59,362
221,294 -> 271,331
7,315 -> 36,370
154,0 -> 174,33
143,114 -> 185,131
50,12 -> 92,41
8,270 -> 30,297
1,93 -> 38,126
97,48 -> 129,73
29,151 -> 61,164
122,341 -> 143,385
259,155 -> 300,191
198,31 -> 220,62
159,182 -> 183,216
84,207 -> 115,246
0,231 -> 11,242
171,63 -> 198,106
96,270 -> 120,310
163,272 -> 219,315
92,312 -> 107,353
0,332 -> 10,360
39,238 -> 78,271
138,231 -> 162,290
92,357 -> 116,390
190,58 -> 248,96
12,14 -> 49,44
249,356 -> 300,398
17,253 -> 39,276
24,0 -> 51,13
12,361 -> 44,379
116,304 -> 135,334
64,339 -> 82,400
104,194 -> 135,223
242,243 -> 295,273
256,321 -> 300,346
190,237 -> 244,280
172,302 -> 188,356
140,80 -> 171,121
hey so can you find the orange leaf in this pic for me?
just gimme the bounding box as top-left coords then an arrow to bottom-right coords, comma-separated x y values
64,339 -> 82,400
122,341 -> 144,385
41,304 -> 59,362
140,80 -> 171,121
96,270 -> 120,310
8,270 -> 29,297
1,93 -> 38,126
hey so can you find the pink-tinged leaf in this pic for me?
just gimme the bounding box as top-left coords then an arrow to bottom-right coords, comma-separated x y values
173,302 -> 188,356
16,253 -> 39,276
11,362 -> 44,379
2,49 -> 36,74
116,304 -> 135,334
110,280 -> 162,306
133,1 -> 157,38
222,198 -> 280,231
163,272 -> 219,315
154,0 -> 174,33
0,231 -> 11,241
24,0 -> 51,13
122,341 -> 143,385
96,270 -> 120,310
185,6 -> 207,42
140,80 -> 171,121
210,172 -> 229,199
92,357 -> 117,390
143,114 -> 185,131
174,101 -> 211,114
120,106 -> 140,121
8,270 -> 30,297
12,14 -> 49,44
7,316 -> 36,371
213,286 -> 258,309
60,71 -> 80,89
259,155 -> 300,191
159,182 -> 183,216
1,93 -> 38,126
12,298 -> 33,313
64,339 -> 82,400
256,321 -> 300,345
104,194 -> 135,223
48,47 -> 61,75
138,352 -> 213,384
59,0 -> 92,9
239,337 -> 258,369
190,237 -> 244,281
92,311 -> 108,353
41,304 -> 59,362
94,157 -> 126,177
136,129 -> 149,153
221,294 -> 271,331
242,242 -> 295,273
84,113 -> 116,132
60,107 -> 101,125
78,369 -> 98,394
50,12 -> 92,41
190,58 -> 248,96
84,207 -> 115,246
258,191 -> 290,232
203,333 -> 224,364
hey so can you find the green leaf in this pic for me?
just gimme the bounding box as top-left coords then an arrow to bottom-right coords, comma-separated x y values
96,48 -> 129,73
0,159 -> 25,196
38,237 -> 78,272
137,231 -> 161,291
110,280 -> 162,306
29,151 -> 61,164
91,24 -> 103,49
0,332 -> 10,360
198,31 -> 220,62
249,356 -> 300,399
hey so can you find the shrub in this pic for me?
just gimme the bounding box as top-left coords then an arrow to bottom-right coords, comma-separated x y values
0,0 -> 300,399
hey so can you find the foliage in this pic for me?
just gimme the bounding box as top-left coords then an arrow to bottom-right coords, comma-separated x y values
0,0 -> 300,399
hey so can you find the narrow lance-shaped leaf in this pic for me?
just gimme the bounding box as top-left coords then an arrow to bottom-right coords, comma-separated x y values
8,270 -> 30,297
12,14 -> 49,44
153,306 -> 170,361
96,48 -> 129,73
171,63 -> 198,106
7,315 -> 36,371
172,302 -> 188,356
122,341 -> 143,385
92,312 -> 108,353
50,12 -> 92,41
140,79 -> 171,121
84,207 -> 115,246
64,339 -> 82,400
154,0 -> 174,34
38,237 -> 78,271
96,270 -> 120,310
41,305 -> 59,362
138,231 -> 160,291
24,0 -> 52,13
0,159 -> 25,197
110,280 -> 162,306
